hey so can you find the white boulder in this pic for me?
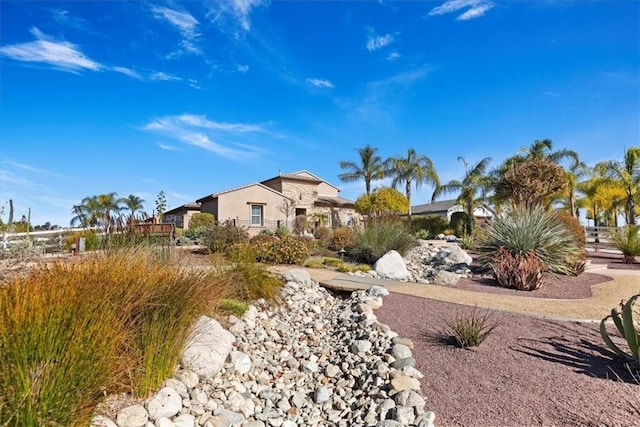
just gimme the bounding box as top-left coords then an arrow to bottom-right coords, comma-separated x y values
374,250 -> 411,281
282,269 -> 311,286
435,246 -> 472,266
181,316 -> 235,378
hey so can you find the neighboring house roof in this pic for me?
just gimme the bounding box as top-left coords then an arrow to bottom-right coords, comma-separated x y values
164,202 -> 200,216
315,196 -> 355,207
412,199 -> 458,215
412,199 -> 494,218
196,182 -> 287,203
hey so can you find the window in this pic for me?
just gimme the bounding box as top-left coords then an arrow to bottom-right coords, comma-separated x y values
251,205 -> 263,226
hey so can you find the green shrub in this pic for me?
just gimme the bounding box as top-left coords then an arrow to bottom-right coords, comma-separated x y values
304,260 -> 324,269
249,236 -> 312,264
64,230 -> 100,251
184,225 -> 208,241
200,223 -> 249,253
336,263 -> 371,273
323,257 -> 343,267
217,299 -> 249,317
477,206 -> 584,276
226,243 -> 258,264
188,212 -> 216,229
0,247 -> 229,425
449,211 -> 471,237
600,294 -> 640,367
415,229 -> 430,240
609,225 -> 640,264
443,306 -> 500,348
220,262 -> 283,301
329,227 -> 356,250
459,233 -> 475,250
259,228 -> 275,236
349,218 -> 417,264
313,226 -> 333,248
274,226 -> 290,238
411,215 -> 449,237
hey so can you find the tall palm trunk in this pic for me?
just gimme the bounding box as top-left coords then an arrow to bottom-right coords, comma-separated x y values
406,181 -> 412,223
628,195 -> 636,225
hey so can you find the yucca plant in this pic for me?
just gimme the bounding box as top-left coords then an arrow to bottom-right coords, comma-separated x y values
478,206 -> 585,276
600,294 -> 640,366
609,225 -> 640,264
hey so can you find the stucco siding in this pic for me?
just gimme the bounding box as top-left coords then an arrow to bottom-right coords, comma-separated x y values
217,185 -> 287,230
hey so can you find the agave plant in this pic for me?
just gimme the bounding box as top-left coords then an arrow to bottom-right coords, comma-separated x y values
609,225 -> 640,264
478,206 -> 585,276
600,294 -> 640,366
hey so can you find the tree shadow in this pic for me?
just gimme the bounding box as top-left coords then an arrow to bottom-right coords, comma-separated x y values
511,320 -> 639,384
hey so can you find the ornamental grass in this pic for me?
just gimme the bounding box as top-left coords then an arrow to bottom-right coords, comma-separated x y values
0,246 -> 228,426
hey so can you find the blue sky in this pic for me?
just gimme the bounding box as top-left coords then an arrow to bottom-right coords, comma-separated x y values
1,0 -> 638,227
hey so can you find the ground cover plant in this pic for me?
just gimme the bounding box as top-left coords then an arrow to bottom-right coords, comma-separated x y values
0,246 -> 229,426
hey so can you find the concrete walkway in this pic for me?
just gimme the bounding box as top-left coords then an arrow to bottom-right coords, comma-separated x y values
296,267 -> 640,322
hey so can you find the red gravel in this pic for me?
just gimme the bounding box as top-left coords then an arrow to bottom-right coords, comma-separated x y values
376,294 -> 640,426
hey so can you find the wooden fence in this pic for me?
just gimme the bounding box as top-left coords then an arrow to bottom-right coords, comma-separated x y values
584,226 -> 618,250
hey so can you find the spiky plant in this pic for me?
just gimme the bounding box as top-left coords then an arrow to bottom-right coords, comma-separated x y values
609,225 -> 640,264
491,247 -> 545,290
478,206 -> 585,276
600,294 -> 640,367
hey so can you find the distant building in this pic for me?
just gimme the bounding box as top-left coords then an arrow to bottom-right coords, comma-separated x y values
412,199 -> 494,223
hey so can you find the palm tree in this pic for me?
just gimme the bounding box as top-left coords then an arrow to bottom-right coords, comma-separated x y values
561,160 -> 590,218
338,144 -> 385,195
120,194 -> 146,220
70,193 -> 124,232
496,139 -> 579,177
520,139 -> 579,165
433,157 -> 492,235
70,195 -> 101,228
384,148 -> 440,223
595,147 -> 640,225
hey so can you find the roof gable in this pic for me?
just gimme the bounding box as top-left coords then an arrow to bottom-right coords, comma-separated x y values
412,199 -> 458,215
196,182 -> 287,203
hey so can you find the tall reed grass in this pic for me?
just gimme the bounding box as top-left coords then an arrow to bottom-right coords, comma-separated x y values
0,246 -> 228,426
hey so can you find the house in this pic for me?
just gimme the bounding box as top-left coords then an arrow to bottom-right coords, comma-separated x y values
169,170 -> 358,235
163,202 -> 201,230
411,199 -> 494,223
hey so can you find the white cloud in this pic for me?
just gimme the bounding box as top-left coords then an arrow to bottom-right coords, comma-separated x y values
1,160 -> 62,177
237,64 -> 249,73
158,143 -> 179,151
366,33 -> 395,52
112,66 -> 143,80
387,51 -> 401,61
209,0 -> 267,33
150,71 -> 182,82
457,4 -> 493,20
429,0 -> 494,20
152,6 -> 202,57
306,78 -> 334,88
151,6 -> 199,38
0,27 -> 101,72
145,114 -> 268,160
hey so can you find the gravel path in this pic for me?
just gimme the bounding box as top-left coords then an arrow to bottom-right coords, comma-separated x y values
376,293 -> 640,426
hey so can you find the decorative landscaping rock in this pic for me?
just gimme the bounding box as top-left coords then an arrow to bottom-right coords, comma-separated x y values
146,387 -> 182,420
116,404 -> 149,427
97,273 -> 434,427
435,245 -> 473,266
434,270 -> 462,286
180,316 -> 235,378
374,250 -> 411,280
282,268 -> 311,286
